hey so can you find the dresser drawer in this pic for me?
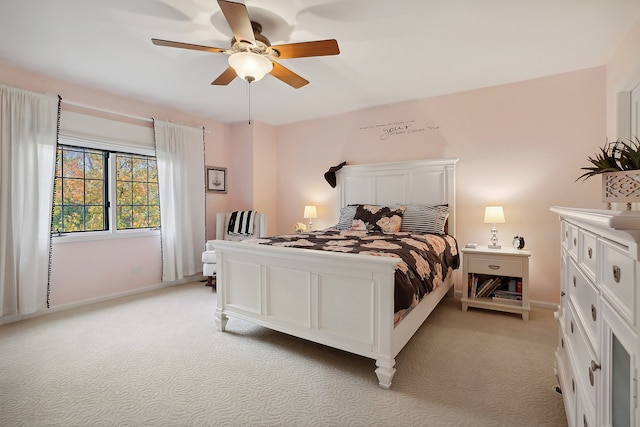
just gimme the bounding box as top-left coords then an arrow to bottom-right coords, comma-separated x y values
467,256 -> 523,277
599,239 -> 636,326
563,221 -> 579,260
578,229 -> 597,282
566,304 -> 599,414
556,328 -> 576,426
568,258 -> 600,350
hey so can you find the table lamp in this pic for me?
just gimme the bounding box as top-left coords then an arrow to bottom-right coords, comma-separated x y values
304,205 -> 317,231
484,206 -> 505,249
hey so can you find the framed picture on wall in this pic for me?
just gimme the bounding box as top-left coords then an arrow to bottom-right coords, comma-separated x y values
206,166 -> 227,193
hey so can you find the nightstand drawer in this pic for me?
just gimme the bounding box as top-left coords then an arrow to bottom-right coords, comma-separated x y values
467,257 -> 523,277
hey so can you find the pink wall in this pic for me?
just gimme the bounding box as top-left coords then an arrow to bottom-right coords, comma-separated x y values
251,122 -> 278,235
275,67 -> 608,305
606,16 -> 640,138
1,63 -> 232,306
225,122 -> 279,235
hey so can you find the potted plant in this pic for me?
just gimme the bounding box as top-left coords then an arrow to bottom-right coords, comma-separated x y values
578,137 -> 640,207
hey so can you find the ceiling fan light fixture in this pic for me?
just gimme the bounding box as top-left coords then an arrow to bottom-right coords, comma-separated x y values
228,51 -> 273,83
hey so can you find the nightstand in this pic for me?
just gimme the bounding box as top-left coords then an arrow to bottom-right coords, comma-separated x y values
461,245 -> 531,320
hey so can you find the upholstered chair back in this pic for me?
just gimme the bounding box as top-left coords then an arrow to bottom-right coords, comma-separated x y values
216,211 -> 267,242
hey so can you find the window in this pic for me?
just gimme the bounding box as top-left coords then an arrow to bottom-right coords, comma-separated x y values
115,153 -> 160,230
52,144 -> 160,235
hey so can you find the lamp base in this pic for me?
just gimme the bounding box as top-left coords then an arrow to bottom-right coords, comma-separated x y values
488,244 -> 501,249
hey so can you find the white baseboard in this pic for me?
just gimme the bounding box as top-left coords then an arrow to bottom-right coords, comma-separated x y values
0,275 -> 205,325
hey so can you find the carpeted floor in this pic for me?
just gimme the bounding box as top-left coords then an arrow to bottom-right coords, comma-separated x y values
0,282 -> 567,426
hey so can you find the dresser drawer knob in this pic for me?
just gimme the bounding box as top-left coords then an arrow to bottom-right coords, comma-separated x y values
573,237 -> 577,246
591,304 -> 597,322
588,360 -> 601,387
573,276 -> 576,287
587,247 -> 592,259
488,265 -> 500,270
612,265 -> 621,283
570,321 -> 574,333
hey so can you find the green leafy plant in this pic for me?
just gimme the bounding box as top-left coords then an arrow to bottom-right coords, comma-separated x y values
577,137 -> 640,181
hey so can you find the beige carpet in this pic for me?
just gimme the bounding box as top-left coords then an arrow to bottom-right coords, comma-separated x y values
0,282 -> 567,426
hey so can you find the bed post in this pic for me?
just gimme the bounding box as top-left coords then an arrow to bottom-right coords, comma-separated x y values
375,358 -> 396,389
214,252 -> 229,331
215,310 -> 228,331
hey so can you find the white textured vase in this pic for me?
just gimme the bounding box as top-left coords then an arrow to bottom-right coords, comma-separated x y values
602,170 -> 640,208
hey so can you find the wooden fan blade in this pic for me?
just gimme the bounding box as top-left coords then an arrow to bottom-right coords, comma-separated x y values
217,0 -> 256,45
211,67 -> 237,86
152,38 -> 226,54
270,39 -> 340,59
270,62 -> 309,89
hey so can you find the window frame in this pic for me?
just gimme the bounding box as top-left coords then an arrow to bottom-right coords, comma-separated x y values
52,136 -> 161,243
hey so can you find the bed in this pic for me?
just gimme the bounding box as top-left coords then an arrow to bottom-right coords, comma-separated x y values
213,158 -> 459,388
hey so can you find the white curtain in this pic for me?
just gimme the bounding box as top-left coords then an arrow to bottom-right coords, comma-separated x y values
153,120 -> 205,281
0,84 -> 59,318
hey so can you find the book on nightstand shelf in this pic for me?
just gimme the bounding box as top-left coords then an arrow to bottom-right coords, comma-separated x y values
491,296 -> 522,306
468,274 -> 523,301
476,277 -> 502,298
492,290 -> 522,305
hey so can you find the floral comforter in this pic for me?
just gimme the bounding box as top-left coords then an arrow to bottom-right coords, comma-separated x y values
244,229 -> 459,318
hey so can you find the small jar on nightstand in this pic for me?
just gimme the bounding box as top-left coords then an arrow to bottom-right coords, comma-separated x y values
460,245 -> 531,321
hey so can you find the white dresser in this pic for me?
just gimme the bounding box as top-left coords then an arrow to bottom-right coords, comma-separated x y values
550,207 -> 639,427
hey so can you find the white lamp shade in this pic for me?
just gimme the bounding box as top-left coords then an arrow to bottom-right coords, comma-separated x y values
228,52 -> 273,82
484,206 -> 505,224
303,205 -> 317,219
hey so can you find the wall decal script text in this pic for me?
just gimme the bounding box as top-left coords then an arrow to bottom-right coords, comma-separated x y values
359,120 -> 440,140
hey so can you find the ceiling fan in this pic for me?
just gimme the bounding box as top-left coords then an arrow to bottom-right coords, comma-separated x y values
151,0 -> 340,88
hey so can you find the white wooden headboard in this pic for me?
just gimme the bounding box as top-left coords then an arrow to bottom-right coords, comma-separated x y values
335,158 -> 459,236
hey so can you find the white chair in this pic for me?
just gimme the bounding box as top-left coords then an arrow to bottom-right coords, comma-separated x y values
202,211 -> 267,287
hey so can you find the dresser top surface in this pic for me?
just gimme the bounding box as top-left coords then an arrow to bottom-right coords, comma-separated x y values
550,206 -> 640,230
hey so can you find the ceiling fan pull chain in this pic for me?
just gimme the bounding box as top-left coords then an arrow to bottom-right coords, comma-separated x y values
247,80 -> 252,125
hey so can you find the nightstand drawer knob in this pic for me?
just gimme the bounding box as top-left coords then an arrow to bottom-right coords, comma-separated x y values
612,265 -> 621,283
587,247 -> 592,259
488,265 -> 500,270
591,304 -> 597,322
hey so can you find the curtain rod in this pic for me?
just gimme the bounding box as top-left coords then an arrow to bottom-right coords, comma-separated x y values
61,99 -> 153,123
60,99 -> 211,133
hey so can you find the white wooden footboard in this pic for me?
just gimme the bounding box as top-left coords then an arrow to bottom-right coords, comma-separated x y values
214,239 -> 454,388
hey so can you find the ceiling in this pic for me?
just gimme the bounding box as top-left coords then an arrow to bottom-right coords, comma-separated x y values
2,0 -> 640,126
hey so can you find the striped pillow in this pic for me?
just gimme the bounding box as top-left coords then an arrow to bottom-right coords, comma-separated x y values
400,204 -> 449,235
336,205 -> 358,230
227,210 -> 256,235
